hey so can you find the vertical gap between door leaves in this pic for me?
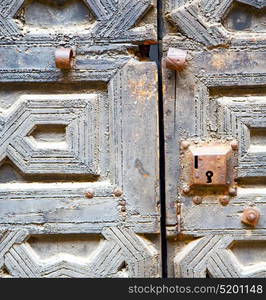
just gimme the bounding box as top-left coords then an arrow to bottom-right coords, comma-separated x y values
157,0 -> 168,278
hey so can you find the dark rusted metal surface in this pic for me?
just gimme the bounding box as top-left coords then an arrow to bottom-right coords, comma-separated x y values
242,208 -> 260,227
188,144 -> 234,186
165,48 -> 188,71
55,48 -> 75,69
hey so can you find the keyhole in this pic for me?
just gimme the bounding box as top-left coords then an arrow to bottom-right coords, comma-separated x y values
206,171 -> 214,183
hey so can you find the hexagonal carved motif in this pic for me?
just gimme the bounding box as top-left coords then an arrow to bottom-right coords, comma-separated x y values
167,0 -> 266,46
0,0 -> 156,43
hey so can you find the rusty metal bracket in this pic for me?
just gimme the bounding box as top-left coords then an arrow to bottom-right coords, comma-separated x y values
55,47 -> 75,70
165,48 -> 188,71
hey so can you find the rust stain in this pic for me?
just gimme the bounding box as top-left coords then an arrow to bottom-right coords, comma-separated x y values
135,159 -> 150,178
211,52 -> 237,70
129,76 -> 156,102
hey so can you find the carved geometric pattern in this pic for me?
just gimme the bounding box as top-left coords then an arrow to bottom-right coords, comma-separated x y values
0,0 -> 24,38
0,94 -> 100,174
0,0 -> 155,43
0,227 -> 159,278
175,235 -> 266,278
0,60 -> 159,235
237,0 -> 266,8
214,96 -> 266,177
0,229 -> 28,269
167,0 -> 266,46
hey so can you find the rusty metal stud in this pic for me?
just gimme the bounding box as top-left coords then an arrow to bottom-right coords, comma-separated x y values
114,189 -> 123,197
181,141 -> 190,150
165,48 -> 188,71
85,191 -> 94,199
231,140 -> 239,151
183,186 -> 190,194
219,195 -> 230,206
229,187 -> 237,196
55,47 -> 75,69
241,208 -> 260,227
119,200 -> 126,206
193,196 -> 202,205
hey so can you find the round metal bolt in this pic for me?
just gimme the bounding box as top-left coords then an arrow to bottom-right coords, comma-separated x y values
229,187 -> 237,196
114,189 -> 123,197
241,208 -> 260,227
85,191 -> 94,199
247,212 -> 256,222
183,186 -> 190,194
55,47 -> 75,69
119,200 -> 126,206
181,141 -> 190,150
231,140 -> 239,151
193,196 -> 202,205
165,48 -> 188,71
219,195 -> 230,206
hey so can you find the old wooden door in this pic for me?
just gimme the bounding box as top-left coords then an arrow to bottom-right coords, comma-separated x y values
0,0 -> 160,278
163,0 -> 266,277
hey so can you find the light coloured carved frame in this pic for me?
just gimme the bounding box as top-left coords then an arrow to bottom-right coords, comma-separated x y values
0,226 -> 159,278
0,1 -> 160,277
175,234 -> 266,278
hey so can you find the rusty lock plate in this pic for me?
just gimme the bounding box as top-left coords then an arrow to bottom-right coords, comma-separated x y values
181,141 -> 238,195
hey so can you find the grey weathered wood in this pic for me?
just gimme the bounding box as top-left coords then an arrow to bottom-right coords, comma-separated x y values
0,0 -> 160,278
164,0 -> 266,277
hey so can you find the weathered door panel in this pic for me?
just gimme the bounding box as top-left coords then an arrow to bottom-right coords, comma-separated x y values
163,0 -> 266,277
0,0 -> 160,278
